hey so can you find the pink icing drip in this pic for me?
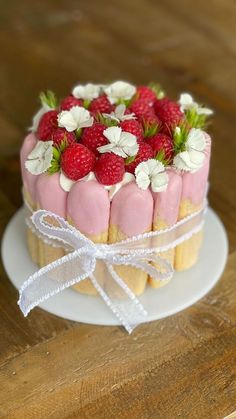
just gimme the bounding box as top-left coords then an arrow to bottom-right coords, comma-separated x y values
152,169 -> 182,225
181,134 -> 211,205
36,172 -> 67,218
67,180 -> 110,236
110,182 -> 153,237
20,133 -> 37,201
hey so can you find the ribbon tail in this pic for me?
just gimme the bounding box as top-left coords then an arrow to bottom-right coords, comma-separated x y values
18,250 -> 96,316
89,262 -> 147,334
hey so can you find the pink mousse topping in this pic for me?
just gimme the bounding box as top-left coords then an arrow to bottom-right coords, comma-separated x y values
181,134 -> 211,205
110,182 -> 153,237
20,133 -> 37,201
67,180 -> 110,236
36,172 -> 67,218
152,169 -> 182,226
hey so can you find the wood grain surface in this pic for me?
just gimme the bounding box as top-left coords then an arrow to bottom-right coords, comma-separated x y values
0,1 -> 235,418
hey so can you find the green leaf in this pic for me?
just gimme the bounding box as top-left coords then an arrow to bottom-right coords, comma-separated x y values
173,123 -> 190,153
116,98 -> 132,107
125,155 -> 136,165
95,113 -> 118,127
40,90 -> 58,109
83,99 -> 91,109
76,128 -> 82,139
148,82 -> 165,99
52,146 -> 60,161
155,150 -> 170,166
142,120 -> 159,138
47,158 -> 60,174
185,108 -> 208,129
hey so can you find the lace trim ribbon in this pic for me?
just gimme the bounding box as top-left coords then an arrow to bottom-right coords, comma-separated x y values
19,201 -> 207,333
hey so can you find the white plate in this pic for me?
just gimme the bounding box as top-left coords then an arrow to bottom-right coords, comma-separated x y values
1,207 -> 228,326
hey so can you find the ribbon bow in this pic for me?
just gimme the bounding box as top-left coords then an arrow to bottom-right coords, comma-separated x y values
18,205 -> 206,333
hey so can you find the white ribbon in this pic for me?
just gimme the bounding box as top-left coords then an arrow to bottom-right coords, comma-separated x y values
18,203 -> 207,333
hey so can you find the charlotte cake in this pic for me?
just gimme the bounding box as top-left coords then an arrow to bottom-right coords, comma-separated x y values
21,83 -> 213,296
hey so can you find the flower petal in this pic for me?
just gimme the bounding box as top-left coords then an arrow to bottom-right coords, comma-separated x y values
188,149 -> 205,166
58,110 -> 77,131
58,106 -> 93,131
196,107 -> 213,116
60,172 -> 76,192
151,171 -> 168,192
103,126 -> 122,145
104,81 -> 136,104
25,141 -> 53,175
72,83 -> 101,100
187,128 -> 206,152
135,171 -> 150,190
179,93 -> 194,108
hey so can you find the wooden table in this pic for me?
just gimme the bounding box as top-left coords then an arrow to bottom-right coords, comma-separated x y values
0,1 -> 236,417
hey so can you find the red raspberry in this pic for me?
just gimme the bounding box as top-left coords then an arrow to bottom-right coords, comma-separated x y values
95,153 -> 125,185
129,99 -> 154,118
61,143 -> 96,181
60,96 -> 83,111
81,123 -> 107,156
90,95 -> 113,114
37,110 -> 58,141
51,128 -> 76,146
141,113 -> 160,127
119,119 -> 143,142
137,86 -> 156,105
154,98 -> 183,128
125,143 -> 154,174
147,133 -> 174,161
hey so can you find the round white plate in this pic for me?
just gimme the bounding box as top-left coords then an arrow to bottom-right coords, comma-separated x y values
2,207 -> 228,326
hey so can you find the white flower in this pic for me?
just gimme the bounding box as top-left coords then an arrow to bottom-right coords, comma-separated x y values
25,141 -> 53,175
179,93 -> 213,115
104,81 -> 136,104
72,83 -> 101,100
135,159 -> 169,192
97,126 -> 138,158
57,106 -> 93,132
102,104 -> 136,122
173,128 -> 207,172
29,104 -> 51,132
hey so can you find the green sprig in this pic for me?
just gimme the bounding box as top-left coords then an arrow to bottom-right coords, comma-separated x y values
148,82 -> 165,99
47,138 -> 69,175
95,113 -> 119,127
185,108 -> 209,129
155,150 -> 170,166
125,155 -> 136,165
40,90 -> 58,109
173,123 -> 190,154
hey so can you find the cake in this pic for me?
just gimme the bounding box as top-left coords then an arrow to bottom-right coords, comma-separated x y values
20,81 -> 213,296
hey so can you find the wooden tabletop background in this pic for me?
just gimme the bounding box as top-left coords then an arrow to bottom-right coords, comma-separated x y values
0,1 -> 236,418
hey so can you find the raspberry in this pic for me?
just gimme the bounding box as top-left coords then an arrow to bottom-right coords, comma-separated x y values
129,99 -> 154,118
60,95 -> 83,111
119,119 -> 143,142
51,128 -> 76,146
95,153 -> 125,185
137,86 -> 156,105
81,123 -> 107,155
147,133 -> 174,162
61,143 -> 96,181
125,143 -> 154,174
154,98 -> 183,128
90,95 -> 113,114
37,110 -> 58,141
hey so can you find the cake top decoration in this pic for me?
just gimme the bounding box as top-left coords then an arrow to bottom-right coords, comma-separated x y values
26,81 -> 213,194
